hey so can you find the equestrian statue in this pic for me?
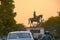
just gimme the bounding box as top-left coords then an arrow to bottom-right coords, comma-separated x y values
28,11 -> 43,26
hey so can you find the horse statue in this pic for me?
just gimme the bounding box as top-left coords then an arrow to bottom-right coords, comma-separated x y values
28,14 -> 43,26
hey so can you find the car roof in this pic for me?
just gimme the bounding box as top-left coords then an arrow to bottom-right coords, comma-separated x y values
9,31 -> 31,34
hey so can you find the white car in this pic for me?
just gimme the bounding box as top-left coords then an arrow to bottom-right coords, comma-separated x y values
7,31 -> 34,40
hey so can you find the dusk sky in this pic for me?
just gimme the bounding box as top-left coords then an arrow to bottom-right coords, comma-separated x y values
14,0 -> 60,26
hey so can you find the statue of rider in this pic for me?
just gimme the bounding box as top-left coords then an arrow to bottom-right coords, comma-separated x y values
33,11 -> 37,19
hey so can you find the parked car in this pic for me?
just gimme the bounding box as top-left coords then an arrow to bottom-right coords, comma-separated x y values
6,31 -> 34,40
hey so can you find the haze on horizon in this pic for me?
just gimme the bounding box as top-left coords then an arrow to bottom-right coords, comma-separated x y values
14,0 -> 60,26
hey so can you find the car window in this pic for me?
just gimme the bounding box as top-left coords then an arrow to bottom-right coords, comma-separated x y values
8,33 -> 31,39
8,33 -> 18,39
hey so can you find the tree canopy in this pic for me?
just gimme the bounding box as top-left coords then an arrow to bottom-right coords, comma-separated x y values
41,12 -> 60,38
0,0 -> 26,37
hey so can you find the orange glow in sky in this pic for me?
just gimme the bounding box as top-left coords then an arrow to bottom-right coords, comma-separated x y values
14,0 -> 60,26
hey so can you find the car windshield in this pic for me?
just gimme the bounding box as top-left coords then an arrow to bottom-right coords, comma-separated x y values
8,33 -> 31,39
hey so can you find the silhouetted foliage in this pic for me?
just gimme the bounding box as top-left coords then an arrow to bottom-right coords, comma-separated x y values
0,0 -> 17,37
41,12 -> 60,38
15,24 -> 26,31
0,0 -> 26,37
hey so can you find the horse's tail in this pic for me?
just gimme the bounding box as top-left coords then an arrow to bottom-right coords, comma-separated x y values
28,18 -> 30,24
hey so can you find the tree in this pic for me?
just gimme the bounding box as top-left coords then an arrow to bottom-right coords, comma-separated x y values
0,0 -> 16,36
42,13 -> 60,38
15,24 -> 26,31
